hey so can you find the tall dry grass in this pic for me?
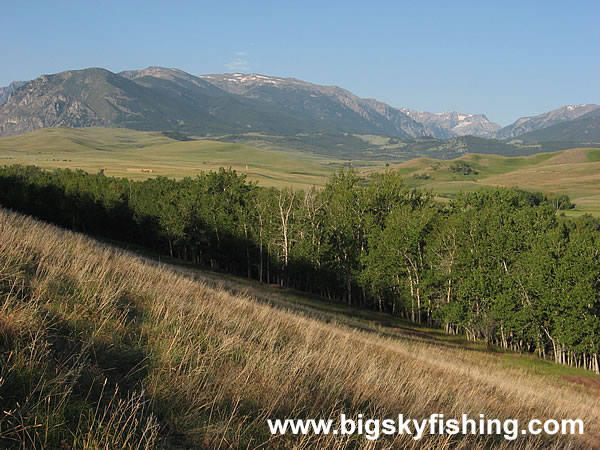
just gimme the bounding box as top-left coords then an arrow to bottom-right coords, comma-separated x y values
0,207 -> 598,448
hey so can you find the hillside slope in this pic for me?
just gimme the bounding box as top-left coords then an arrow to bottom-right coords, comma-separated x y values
518,108 -> 600,142
198,72 -> 430,138
382,147 -> 600,216
496,104 -> 600,140
0,208 -> 599,448
0,81 -> 26,106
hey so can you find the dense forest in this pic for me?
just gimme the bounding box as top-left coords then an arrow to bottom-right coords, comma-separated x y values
1,165 -> 599,373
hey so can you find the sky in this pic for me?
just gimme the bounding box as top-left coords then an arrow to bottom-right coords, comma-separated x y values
1,1 -> 598,126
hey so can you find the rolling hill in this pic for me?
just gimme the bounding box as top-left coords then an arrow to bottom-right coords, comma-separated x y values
0,127 -> 340,188
382,147 -> 600,216
1,127 -> 599,215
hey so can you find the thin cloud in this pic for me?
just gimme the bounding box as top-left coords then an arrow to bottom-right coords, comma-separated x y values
225,52 -> 250,72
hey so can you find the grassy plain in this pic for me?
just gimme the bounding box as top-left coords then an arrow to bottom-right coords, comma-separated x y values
0,127 -> 344,188
1,127 -> 599,214
1,208 -> 599,448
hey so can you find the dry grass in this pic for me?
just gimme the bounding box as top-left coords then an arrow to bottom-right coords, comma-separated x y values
0,208 -> 598,448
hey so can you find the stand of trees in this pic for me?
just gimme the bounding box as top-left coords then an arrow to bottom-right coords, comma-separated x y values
1,165 -> 599,373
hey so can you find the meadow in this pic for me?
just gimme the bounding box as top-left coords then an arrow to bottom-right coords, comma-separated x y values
385,149 -> 600,216
1,208 -> 599,448
0,127 -> 342,189
0,127 -> 599,214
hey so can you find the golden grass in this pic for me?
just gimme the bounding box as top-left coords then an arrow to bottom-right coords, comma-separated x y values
0,208 -> 598,448
379,148 -> 600,216
0,127 -> 344,189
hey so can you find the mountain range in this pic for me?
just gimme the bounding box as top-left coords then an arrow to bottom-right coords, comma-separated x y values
0,66 -> 598,146
495,104 -> 600,140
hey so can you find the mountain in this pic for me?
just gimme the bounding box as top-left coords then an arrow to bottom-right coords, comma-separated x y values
517,107 -> 600,142
399,109 -> 500,138
495,104 -> 600,139
199,73 -> 504,139
0,68 -> 229,136
0,81 -> 27,106
1,66 -> 595,145
0,67 -> 431,138
198,73 -> 430,138
0,67 -> 318,137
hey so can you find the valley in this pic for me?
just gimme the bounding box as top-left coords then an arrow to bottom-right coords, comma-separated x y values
1,126 -> 599,215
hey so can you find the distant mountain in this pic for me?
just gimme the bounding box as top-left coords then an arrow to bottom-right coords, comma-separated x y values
0,67 -> 397,137
399,109 -> 500,138
495,104 -> 600,139
516,107 -> 600,142
0,68 -> 245,136
0,81 -> 27,106
198,73 -> 430,138
199,73 -> 502,139
1,67 -> 596,147
0,67 -> 432,138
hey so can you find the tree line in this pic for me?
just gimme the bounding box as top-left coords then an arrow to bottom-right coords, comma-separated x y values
0,164 -> 598,373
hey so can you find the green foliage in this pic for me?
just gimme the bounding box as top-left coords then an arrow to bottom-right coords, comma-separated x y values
448,161 -> 478,175
161,130 -> 194,141
1,165 -> 600,373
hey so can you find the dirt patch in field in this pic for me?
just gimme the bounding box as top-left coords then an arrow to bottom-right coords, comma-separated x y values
562,375 -> 600,394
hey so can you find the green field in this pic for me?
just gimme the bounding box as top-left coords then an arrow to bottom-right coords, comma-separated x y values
378,149 -> 600,216
1,127 -> 599,214
0,127 -> 349,188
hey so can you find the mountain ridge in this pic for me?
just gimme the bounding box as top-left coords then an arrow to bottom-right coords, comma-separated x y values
516,107 -> 600,142
198,72 -> 430,138
0,67 -> 597,144
495,104 -> 600,139
0,80 -> 27,106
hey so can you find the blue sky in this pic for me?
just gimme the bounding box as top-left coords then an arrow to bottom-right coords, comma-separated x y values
1,1 -> 598,125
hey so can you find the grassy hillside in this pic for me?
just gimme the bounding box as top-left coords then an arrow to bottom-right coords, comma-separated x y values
377,148 -> 600,216
1,208 -> 599,448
